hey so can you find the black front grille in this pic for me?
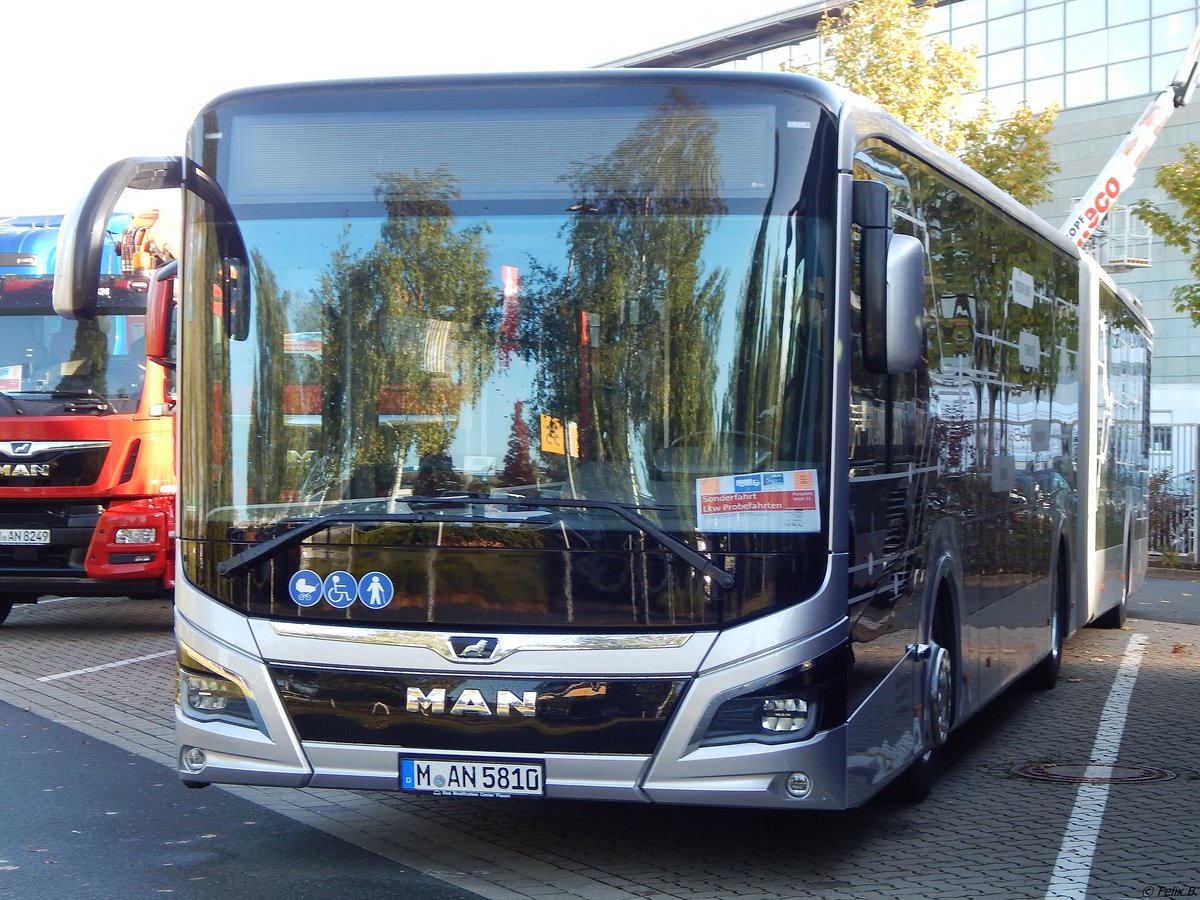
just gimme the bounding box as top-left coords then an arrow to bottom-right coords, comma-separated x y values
0,502 -> 102,529
270,667 -> 687,755
0,447 -> 109,487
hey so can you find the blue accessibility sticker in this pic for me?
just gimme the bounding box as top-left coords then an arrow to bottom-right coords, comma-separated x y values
322,570 -> 357,608
288,569 -> 323,607
358,571 -> 395,609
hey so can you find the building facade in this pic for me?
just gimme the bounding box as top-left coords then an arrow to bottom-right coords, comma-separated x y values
605,0 -> 1200,424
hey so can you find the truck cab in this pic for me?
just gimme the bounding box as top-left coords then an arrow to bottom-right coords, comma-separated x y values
0,212 -> 176,624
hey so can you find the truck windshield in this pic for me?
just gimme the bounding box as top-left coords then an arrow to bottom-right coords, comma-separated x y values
0,277 -> 147,414
180,76 -> 837,629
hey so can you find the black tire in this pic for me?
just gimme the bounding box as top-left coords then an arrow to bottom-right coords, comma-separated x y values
1093,545 -> 1130,629
1093,584 -> 1128,629
0,593 -> 46,627
1028,560 -> 1067,690
890,642 -> 954,804
892,746 -> 939,804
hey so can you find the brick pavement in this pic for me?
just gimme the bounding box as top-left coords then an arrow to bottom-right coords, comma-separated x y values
0,594 -> 1197,899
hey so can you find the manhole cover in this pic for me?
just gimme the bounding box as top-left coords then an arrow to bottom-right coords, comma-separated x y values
1013,763 -> 1176,784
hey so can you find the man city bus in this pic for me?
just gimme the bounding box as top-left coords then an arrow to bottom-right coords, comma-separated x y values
54,69 -> 1149,808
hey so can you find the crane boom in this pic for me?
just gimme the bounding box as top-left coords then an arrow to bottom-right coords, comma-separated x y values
1061,22 -> 1200,248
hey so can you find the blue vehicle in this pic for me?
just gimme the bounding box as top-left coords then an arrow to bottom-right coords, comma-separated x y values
0,213 -> 131,277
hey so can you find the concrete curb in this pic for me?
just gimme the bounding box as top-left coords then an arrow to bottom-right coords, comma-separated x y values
1146,566 -> 1200,581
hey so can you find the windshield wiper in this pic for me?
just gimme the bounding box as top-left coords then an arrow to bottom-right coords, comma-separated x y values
0,391 -> 24,415
218,496 -> 735,589
14,388 -> 114,413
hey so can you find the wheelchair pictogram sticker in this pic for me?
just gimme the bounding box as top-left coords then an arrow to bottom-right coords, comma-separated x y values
288,569 -> 322,607
322,571 -> 357,608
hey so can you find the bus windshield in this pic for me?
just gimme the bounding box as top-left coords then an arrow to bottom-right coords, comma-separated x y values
181,77 -> 837,628
0,276 -> 148,414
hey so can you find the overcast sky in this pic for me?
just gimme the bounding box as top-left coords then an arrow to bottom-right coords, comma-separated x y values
2,1 -> 796,214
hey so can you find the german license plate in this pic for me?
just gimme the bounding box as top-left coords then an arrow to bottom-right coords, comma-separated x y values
400,757 -> 544,797
0,528 -> 50,545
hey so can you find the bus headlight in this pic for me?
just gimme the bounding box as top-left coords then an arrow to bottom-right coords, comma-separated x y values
760,697 -> 812,733
703,691 -> 819,745
176,643 -> 265,731
698,647 -> 847,747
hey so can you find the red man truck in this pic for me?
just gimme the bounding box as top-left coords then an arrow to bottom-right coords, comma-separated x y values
0,211 -> 176,625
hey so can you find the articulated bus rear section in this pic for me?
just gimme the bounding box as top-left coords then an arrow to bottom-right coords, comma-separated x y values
54,71 -> 1149,808
0,212 -> 177,624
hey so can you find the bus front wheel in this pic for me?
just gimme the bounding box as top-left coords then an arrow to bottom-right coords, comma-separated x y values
890,642 -> 954,804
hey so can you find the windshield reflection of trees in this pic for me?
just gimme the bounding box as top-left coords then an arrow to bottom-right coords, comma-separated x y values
233,94 -> 776,626
250,90 -> 741,522
513,86 -> 729,510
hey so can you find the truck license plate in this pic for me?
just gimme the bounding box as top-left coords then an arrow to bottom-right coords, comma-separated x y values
400,757 -> 544,797
0,529 -> 50,545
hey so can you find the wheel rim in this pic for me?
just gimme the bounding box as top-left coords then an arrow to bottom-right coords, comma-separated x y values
1048,594 -> 1061,663
930,647 -> 953,745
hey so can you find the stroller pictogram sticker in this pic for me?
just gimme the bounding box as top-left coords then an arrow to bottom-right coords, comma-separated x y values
288,570 -> 322,607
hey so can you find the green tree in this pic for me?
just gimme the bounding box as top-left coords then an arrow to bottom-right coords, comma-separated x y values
1133,142 -> 1200,323
788,0 -> 1059,205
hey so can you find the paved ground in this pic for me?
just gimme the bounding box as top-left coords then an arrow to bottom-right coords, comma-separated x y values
0,586 -> 1197,899
0,701 -> 477,899
1131,567 -> 1200,623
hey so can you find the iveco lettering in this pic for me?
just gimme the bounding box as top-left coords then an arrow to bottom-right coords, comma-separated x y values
55,70 -> 1150,808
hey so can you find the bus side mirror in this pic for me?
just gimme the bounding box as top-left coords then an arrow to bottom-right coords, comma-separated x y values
222,257 -> 250,342
852,179 -> 926,375
146,259 -> 178,368
55,155 -> 252,342
882,234 -> 926,373
54,157 -> 182,320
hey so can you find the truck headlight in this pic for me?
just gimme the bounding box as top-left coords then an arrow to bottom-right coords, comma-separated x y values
115,527 -> 157,544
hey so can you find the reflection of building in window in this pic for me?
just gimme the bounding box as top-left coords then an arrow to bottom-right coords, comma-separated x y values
1151,425 -> 1173,453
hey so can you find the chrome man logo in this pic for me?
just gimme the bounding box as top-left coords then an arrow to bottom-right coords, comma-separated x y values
450,636 -> 499,659
0,462 -> 50,477
405,686 -> 538,717
0,440 -> 108,470
1,442 -> 49,476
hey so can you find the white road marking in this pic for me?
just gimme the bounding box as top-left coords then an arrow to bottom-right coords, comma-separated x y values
37,650 -> 174,683
1044,633 -> 1149,900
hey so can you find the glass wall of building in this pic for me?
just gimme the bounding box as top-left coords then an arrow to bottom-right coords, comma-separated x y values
704,0 -> 1200,421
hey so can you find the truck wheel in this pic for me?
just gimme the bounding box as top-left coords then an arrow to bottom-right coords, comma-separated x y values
0,593 -> 43,627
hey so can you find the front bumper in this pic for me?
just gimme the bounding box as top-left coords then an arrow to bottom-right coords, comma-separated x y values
173,583 -> 854,809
